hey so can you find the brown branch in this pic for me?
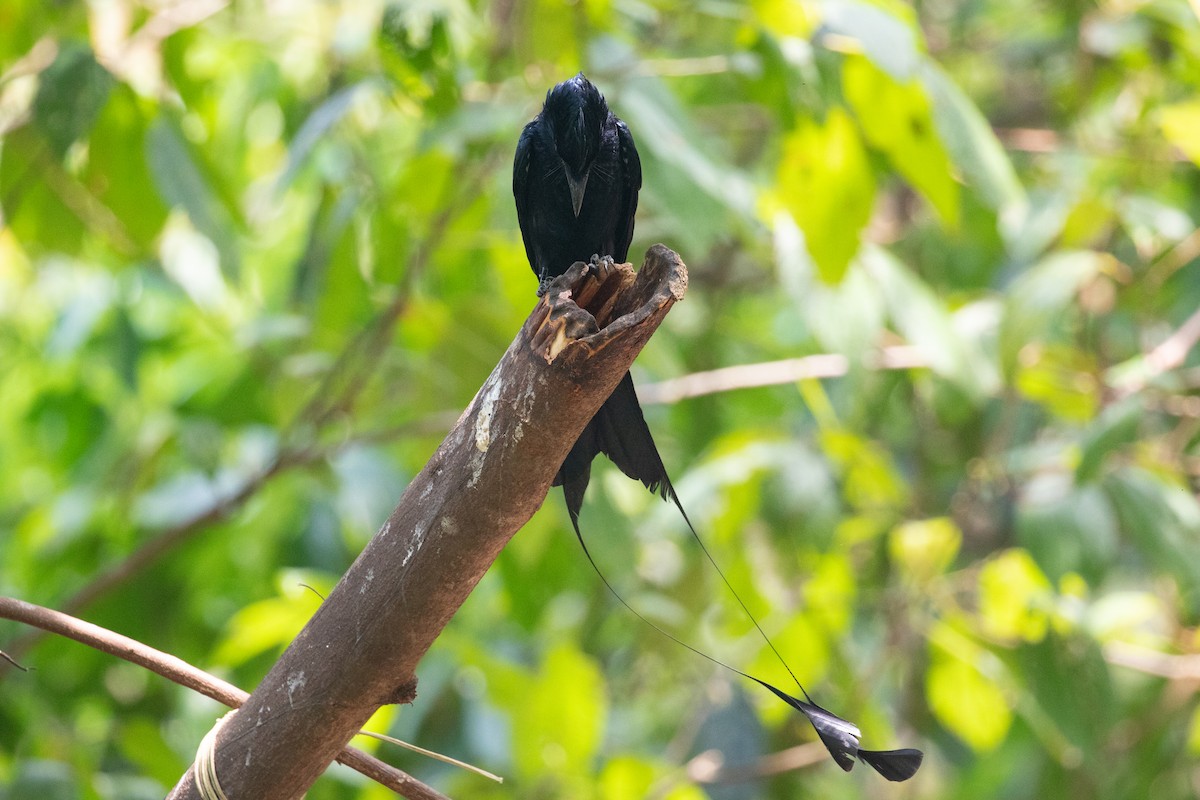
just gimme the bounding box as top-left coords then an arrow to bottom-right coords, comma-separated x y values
1109,305 -> 1200,397
1104,641 -> 1200,681
1144,227 -> 1200,292
637,345 -> 925,405
166,246 -> 688,799
993,126 -> 1191,162
686,742 -> 827,785
0,596 -> 448,800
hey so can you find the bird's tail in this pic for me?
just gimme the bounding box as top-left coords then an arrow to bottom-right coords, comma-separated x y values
558,372 -> 809,698
556,373 -> 923,781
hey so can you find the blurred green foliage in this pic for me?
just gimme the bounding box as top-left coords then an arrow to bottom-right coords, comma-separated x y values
3,0 -> 1200,798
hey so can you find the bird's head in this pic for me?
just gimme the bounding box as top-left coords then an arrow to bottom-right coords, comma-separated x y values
543,72 -> 608,216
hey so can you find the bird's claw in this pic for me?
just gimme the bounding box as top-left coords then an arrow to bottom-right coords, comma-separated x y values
585,254 -> 617,282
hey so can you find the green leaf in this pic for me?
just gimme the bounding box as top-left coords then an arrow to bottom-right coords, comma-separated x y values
1159,100 -> 1200,166
843,55 -> 959,228
620,73 -> 758,250
0,127 -> 87,253
1076,397 -> 1142,483
864,246 -> 997,396
753,0 -> 819,38
801,258 -> 886,359
276,82 -> 375,194
979,549 -> 1053,643
212,574 -> 329,666
118,718 -> 184,785
33,42 -> 113,158
512,643 -> 607,778
998,251 -> 1106,381
598,757 -> 657,799
1013,634 -> 1116,754
890,517 -> 961,582
3,760 -> 79,800
1104,467 -> 1200,615
1014,343 -> 1099,422
1017,478 -> 1118,584
1188,704 -> 1200,755
820,429 -> 907,510
919,62 -> 1026,216
84,84 -> 169,250
927,622 -> 1012,752
146,117 -> 242,280
822,0 -> 922,79
770,108 -> 875,283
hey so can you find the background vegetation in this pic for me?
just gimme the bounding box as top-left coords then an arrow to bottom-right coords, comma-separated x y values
3,0 -> 1200,797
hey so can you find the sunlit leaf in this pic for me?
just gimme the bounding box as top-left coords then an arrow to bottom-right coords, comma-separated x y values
843,55 -> 959,228
212,573 -> 330,666
890,517 -> 961,582
146,117 -> 242,279
927,622 -> 1012,752
754,0 -> 820,39
769,108 -> 875,283
1159,99 -> 1200,166
599,756 -> 668,800
512,643 -> 607,778
820,429 -> 908,511
919,62 -> 1026,216
1188,705 -> 1200,756
979,549 -> 1053,643
1014,343 -> 1099,422
804,551 -> 855,635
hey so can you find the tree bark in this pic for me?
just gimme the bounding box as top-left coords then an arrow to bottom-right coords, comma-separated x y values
168,245 -> 687,799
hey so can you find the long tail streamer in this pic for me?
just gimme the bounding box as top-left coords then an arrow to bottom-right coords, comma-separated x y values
566,502 -> 923,782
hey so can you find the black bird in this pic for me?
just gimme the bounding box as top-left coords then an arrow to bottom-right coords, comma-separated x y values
513,73 -> 665,530
513,74 -> 922,782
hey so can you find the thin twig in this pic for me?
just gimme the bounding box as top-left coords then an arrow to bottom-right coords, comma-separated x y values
1145,229 -> 1200,292
1104,641 -> 1200,681
0,649 -> 28,671
0,596 -> 451,800
4,413 -> 454,666
686,742 -> 828,784
993,126 -> 1191,162
637,345 -> 925,405
1109,305 -> 1200,397
59,454 -> 294,618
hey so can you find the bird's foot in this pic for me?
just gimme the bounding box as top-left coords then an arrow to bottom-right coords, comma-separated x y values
585,254 -> 617,282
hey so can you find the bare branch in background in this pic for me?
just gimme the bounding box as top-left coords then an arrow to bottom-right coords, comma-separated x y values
0,596 -> 449,800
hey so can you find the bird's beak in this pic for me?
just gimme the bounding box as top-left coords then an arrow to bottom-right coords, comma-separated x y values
567,171 -> 589,218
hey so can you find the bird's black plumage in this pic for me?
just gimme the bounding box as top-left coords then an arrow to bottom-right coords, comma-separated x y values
513,74 -> 923,782
513,73 -> 667,526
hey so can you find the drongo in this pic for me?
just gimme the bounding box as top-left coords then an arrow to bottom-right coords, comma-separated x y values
513,73 -> 921,782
